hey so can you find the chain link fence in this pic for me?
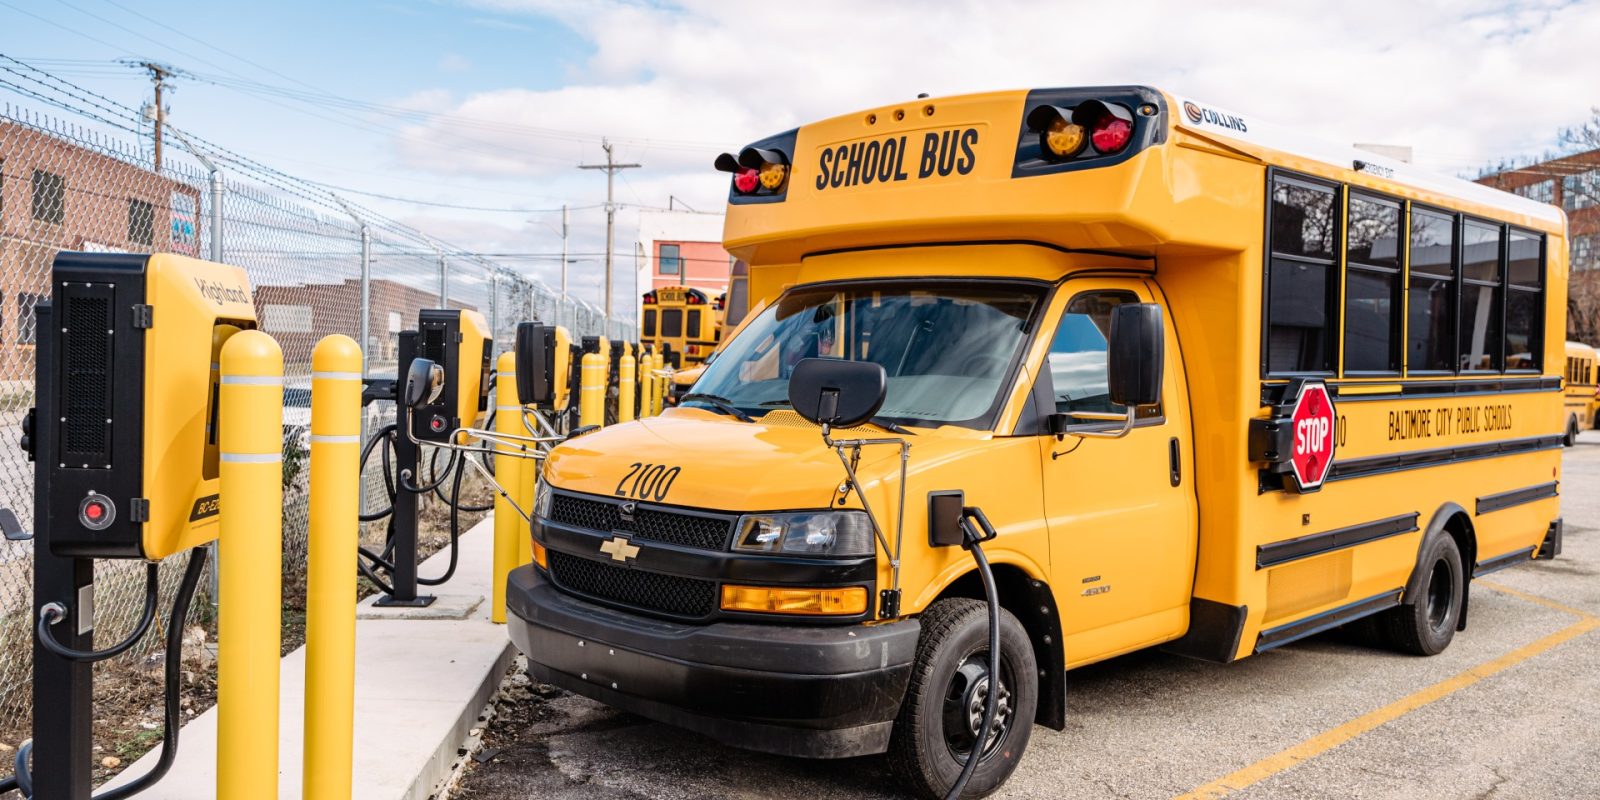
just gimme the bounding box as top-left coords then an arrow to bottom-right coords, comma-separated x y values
0,63 -> 629,744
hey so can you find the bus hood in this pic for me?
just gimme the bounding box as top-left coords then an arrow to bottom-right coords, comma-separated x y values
542,409 -> 911,511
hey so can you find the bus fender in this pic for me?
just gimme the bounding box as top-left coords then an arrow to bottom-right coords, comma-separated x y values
1403,502 -> 1475,632
931,565 -> 1066,731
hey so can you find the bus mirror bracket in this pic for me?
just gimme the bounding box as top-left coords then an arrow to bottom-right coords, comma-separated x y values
787,358 -> 909,619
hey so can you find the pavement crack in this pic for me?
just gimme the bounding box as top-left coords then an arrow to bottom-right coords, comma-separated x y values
1476,766 -> 1511,799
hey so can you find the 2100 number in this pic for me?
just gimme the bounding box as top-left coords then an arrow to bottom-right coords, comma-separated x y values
614,462 -> 681,501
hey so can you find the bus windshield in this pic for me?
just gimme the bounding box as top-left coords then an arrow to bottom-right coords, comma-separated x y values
685,282 -> 1042,428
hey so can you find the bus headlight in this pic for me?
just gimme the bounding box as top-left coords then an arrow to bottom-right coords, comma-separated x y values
734,511 -> 874,557
534,478 -> 553,519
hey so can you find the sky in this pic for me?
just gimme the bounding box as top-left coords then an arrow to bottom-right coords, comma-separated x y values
3,0 -> 1599,317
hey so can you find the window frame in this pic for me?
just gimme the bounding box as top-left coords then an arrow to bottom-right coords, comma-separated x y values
1261,169 -> 1344,378
1046,288 -> 1166,431
1260,172 -> 1549,380
659,243 -> 682,276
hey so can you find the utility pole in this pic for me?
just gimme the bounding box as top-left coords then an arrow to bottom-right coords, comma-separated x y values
138,62 -> 175,172
560,204 -> 569,327
578,139 -> 639,329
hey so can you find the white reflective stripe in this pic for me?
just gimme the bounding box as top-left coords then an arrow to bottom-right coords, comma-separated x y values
312,371 -> 363,381
219,375 -> 283,386
496,405 -> 524,412
220,452 -> 282,463
309,434 -> 360,444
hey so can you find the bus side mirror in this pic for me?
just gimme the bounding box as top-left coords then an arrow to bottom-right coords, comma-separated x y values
404,358 -> 446,410
1107,304 -> 1164,408
787,358 -> 886,429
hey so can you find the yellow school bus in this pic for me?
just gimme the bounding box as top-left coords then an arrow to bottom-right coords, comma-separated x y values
641,285 -> 719,368
1566,341 -> 1598,444
507,86 -> 1568,798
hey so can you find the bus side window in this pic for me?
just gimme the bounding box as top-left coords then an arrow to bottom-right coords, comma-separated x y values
1047,290 -> 1160,419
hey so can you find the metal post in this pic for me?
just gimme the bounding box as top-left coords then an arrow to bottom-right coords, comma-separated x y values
30,302 -> 95,800
377,331 -> 430,606
490,270 -> 500,350
217,330 -> 284,800
358,226 -> 371,370
209,168 -> 224,263
305,335 -> 361,800
491,352 -> 522,625
438,252 -> 448,308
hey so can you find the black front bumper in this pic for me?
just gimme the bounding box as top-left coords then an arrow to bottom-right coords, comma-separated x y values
506,565 -> 919,758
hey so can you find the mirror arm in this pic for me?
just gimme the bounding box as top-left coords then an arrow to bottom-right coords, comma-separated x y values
1064,408 -> 1136,440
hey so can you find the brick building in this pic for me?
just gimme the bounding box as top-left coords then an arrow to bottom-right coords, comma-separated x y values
1477,147 -> 1600,341
256,277 -> 476,367
635,209 -> 734,302
0,120 -> 202,379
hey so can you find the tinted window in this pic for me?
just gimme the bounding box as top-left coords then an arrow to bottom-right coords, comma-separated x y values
1270,178 -> 1337,259
1267,259 -> 1334,373
1507,230 -> 1540,288
643,308 -> 656,337
1406,278 -> 1454,372
661,308 -> 683,338
687,309 -> 702,338
1459,282 -> 1500,371
1505,288 -> 1539,370
1266,175 -> 1339,374
1344,268 -> 1398,372
1347,195 -> 1401,269
1048,291 -> 1161,419
1409,210 -> 1455,278
128,199 -> 156,247
31,170 -> 64,224
1462,222 -> 1501,282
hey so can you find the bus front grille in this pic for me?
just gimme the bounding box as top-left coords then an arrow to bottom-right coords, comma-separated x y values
546,551 -> 717,619
548,493 -> 735,551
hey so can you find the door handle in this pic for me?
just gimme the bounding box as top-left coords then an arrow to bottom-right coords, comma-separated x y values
1169,437 -> 1181,487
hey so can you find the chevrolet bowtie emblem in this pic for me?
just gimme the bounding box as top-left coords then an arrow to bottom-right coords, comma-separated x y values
599,536 -> 640,563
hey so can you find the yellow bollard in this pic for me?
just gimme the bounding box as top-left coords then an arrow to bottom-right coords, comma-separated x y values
578,352 -> 605,428
652,353 -> 667,416
492,352 -> 523,625
638,350 -> 655,418
305,335 -> 361,800
617,351 -> 636,424
218,330 -> 284,800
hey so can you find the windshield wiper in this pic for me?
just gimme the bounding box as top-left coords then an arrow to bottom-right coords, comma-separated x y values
680,393 -> 755,423
873,418 -> 916,435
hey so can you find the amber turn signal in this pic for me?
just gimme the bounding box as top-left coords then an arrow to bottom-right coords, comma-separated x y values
531,539 -> 548,569
719,585 -> 868,616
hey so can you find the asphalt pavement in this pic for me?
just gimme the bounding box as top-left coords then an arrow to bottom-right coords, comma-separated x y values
455,432 -> 1600,800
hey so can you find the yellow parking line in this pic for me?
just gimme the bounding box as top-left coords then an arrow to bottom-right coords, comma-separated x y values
1173,616 -> 1600,800
1476,580 -> 1598,620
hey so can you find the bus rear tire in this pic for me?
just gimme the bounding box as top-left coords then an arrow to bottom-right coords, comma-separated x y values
1376,534 -> 1464,656
888,598 -> 1037,799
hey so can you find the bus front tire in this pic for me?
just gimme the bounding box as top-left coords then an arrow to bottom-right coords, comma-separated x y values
1565,416 -> 1579,447
887,598 -> 1037,799
1377,534 -> 1464,656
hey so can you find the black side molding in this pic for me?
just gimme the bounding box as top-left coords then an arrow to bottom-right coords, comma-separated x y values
1476,481 -> 1559,515
1256,513 -> 1419,569
1162,598 -> 1247,663
1327,434 -> 1564,483
1255,590 -> 1401,653
1473,547 -> 1536,578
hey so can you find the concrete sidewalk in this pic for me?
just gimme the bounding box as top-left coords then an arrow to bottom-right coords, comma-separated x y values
112,517 -> 515,799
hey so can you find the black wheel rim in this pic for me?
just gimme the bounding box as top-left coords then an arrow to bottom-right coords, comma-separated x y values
1425,557 -> 1454,631
941,649 -> 1015,764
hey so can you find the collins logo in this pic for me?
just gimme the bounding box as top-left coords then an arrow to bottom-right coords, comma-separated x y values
1183,101 -> 1248,133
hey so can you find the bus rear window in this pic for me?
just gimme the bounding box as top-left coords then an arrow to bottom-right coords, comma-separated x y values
643,309 -> 657,337
662,309 -> 684,338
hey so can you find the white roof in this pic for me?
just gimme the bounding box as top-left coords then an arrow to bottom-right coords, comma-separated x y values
1172,94 -> 1564,227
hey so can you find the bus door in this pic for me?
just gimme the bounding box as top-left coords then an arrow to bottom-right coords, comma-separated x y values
1037,279 -> 1198,666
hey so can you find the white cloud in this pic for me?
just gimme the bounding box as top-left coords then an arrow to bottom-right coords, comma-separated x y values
375,0 -> 1600,314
